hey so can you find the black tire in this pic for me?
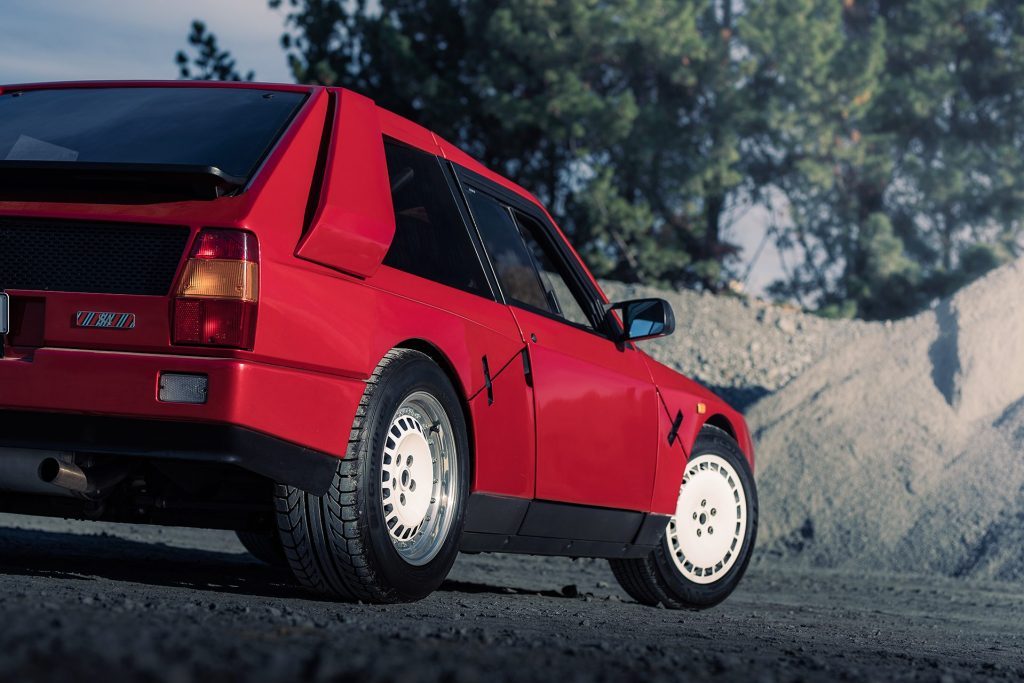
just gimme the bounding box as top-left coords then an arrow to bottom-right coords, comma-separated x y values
235,530 -> 288,568
610,425 -> 758,609
275,349 -> 470,603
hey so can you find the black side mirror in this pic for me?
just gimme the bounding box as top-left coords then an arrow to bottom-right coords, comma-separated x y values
608,298 -> 676,342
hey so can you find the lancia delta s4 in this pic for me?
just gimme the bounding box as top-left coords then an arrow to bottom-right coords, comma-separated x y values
0,82 -> 757,608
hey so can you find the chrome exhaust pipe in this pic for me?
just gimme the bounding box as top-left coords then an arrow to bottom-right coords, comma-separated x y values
0,448 -> 80,496
38,457 -> 90,493
38,457 -> 129,499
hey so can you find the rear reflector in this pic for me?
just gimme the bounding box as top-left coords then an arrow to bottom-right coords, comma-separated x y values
158,373 -> 209,404
172,229 -> 259,349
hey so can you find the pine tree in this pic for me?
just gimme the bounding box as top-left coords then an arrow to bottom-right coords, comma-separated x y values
178,1 -> 1024,319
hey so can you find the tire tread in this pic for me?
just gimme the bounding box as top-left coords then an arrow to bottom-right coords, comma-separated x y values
275,349 -> 460,603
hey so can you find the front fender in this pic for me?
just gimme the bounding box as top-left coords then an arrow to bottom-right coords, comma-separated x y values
641,354 -> 754,515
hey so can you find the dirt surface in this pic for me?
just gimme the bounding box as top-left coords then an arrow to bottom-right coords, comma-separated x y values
0,515 -> 1021,683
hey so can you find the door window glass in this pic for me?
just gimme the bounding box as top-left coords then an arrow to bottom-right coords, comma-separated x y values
465,187 -> 550,311
511,210 -> 595,330
467,186 -> 595,330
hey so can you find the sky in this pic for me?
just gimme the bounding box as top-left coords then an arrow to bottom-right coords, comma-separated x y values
0,0 -> 783,294
0,0 -> 292,84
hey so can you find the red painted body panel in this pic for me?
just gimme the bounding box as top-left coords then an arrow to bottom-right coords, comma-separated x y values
469,351 -> 536,499
296,89 -> 396,278
650,393 -> 689,516
0,347 -> 365,456
642,355 -> 755,514
0,80 -> 753,522
514,308 -> 659,512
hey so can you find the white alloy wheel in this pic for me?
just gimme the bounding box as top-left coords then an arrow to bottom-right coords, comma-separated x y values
380,391 -> 459,566
665,453 -> 747,585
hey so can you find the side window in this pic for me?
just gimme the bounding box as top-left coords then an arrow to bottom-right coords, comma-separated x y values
467,186 -> 595,331
511,210 -> 596,330
465,188 -> 551,311
382,142 -> 489,296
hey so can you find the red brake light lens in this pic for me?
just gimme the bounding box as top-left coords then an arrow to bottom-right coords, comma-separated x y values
190,229 -> 258,262
173,299 -> 257,348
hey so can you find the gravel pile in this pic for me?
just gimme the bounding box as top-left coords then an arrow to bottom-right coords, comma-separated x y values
602,281 -> 871,409
611,258 -> 1024,581
745,259 -> 1024,580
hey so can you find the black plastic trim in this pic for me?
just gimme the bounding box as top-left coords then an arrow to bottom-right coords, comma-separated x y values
0,161 -> 244,202
521,348 -> 533,387
0,410 -> 339,495
460,493 -> 666,559
633,513 -> 671,546
519,500 -> 644,542
463,493 -> 529,535
461,532 -> 653,559
481,355 -> 494,405
668,410 -> 684,445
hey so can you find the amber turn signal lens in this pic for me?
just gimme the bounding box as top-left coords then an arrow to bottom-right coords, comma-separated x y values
177,259 -> 259,302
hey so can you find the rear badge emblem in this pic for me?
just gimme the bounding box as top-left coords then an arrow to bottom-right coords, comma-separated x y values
75,311 -> 136,329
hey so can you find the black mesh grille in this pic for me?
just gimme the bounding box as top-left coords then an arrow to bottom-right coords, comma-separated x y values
0,218 -> 190,295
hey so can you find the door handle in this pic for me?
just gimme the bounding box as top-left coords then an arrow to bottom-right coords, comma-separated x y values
530,333 -> 538,343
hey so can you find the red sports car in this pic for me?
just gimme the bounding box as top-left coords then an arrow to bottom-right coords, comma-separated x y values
0,81 -> 757,608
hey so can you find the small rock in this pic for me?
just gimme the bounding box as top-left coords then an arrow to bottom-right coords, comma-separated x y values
777,316 -> 797,335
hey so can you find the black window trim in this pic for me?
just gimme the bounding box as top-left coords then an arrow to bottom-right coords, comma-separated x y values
439,161 -> 504,301
240,90 -> 311,193
451,164 -> 621,341
381,137 -> 499,302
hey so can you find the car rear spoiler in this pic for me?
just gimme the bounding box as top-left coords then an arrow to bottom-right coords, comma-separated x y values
0,161 -> 245,203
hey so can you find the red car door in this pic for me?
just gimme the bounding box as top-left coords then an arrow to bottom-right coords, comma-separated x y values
462,181 -> 659,511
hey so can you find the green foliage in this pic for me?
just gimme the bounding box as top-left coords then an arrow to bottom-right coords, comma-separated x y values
179,1 -> 1024,319
175,21 -> 254,82
763,0 -> 1024,318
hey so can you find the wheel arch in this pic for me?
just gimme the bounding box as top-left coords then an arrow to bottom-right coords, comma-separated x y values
697,412 -> 754,471
701,413 -> 737,440
651,405 -> 755,515
392,338 -> 477,479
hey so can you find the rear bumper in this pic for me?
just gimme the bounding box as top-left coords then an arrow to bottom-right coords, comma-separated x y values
0,348 -> 367,494
0,410 -> 338,494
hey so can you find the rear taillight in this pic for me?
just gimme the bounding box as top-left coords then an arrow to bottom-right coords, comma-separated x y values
172,229 -> 259,349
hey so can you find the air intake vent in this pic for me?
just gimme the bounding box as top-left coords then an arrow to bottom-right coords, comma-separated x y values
0,218 -> 190,295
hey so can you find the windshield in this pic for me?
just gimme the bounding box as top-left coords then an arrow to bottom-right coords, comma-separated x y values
0,87 -> 306,181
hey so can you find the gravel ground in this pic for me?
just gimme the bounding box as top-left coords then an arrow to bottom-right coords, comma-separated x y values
0,515 -> 1022,683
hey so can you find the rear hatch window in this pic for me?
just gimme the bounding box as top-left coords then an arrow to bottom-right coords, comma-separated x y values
0,86 -> 307,200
